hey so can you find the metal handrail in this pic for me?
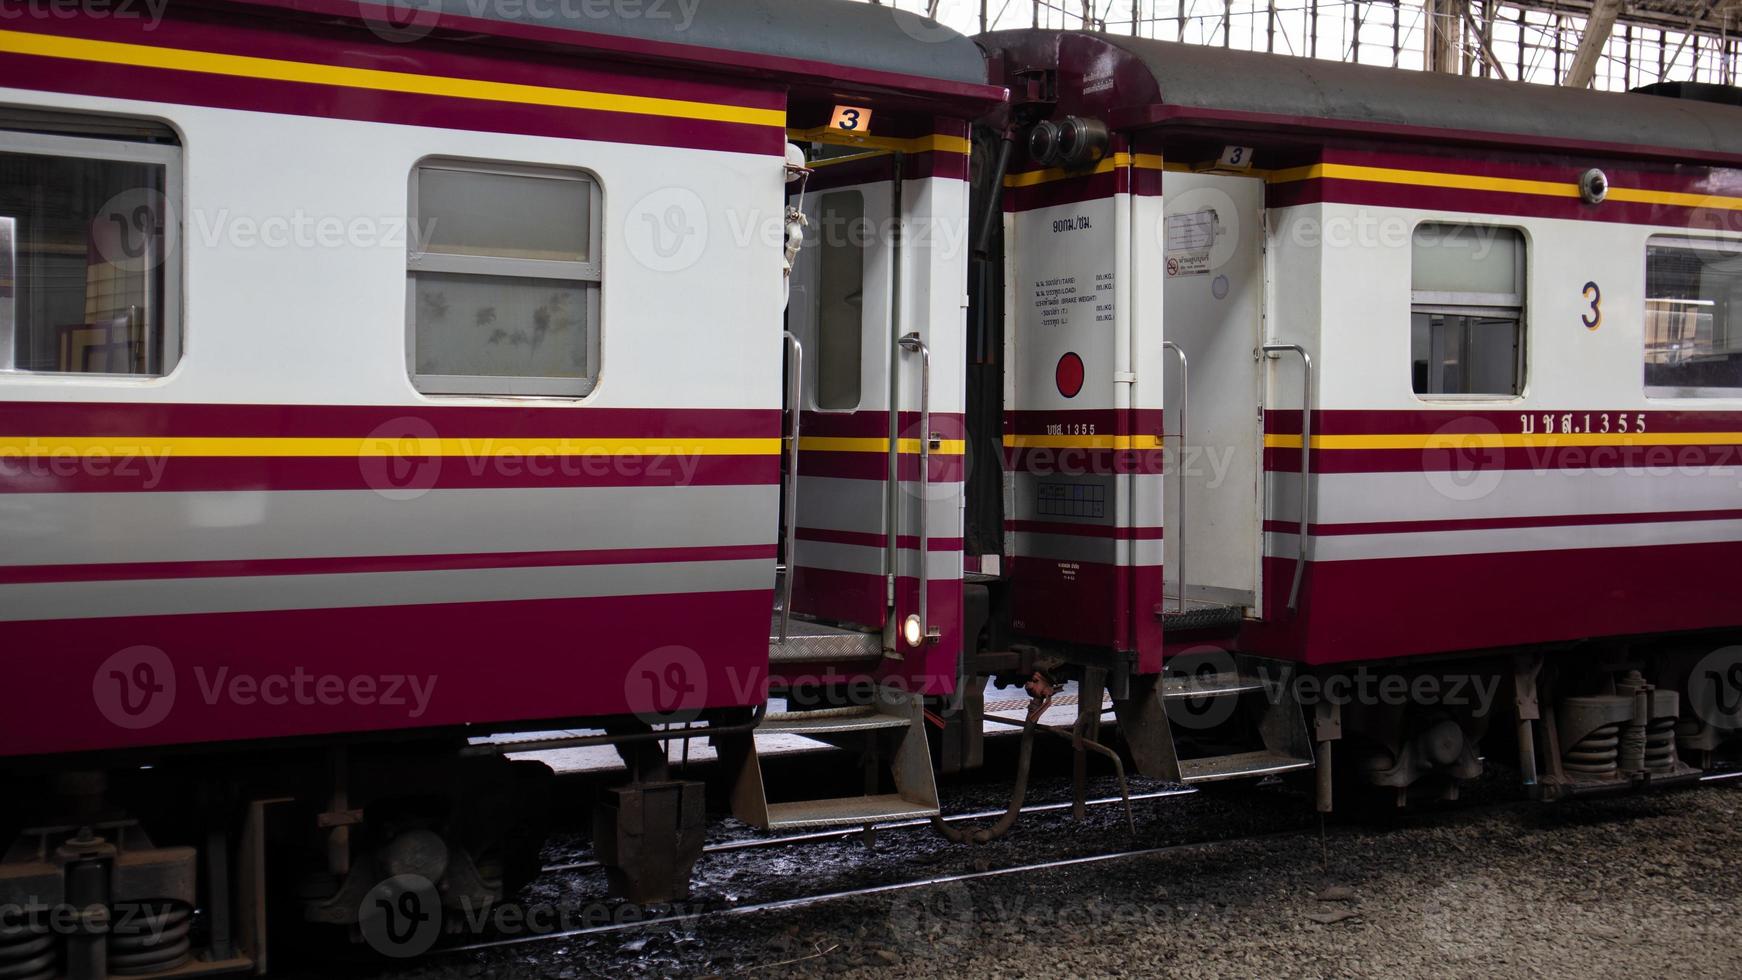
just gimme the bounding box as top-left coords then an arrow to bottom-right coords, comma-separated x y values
1262,343 -> 1313,611
778,330 -> 802,643
897,331 -> 940,645
1160,341 -> 1188,614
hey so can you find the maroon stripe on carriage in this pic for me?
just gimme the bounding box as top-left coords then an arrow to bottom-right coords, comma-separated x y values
1242,539 -> 1742,665
0,16 -> 784,154
1263,408 -> 1742,434
1008,520 -> 1163,540
1260,508 -> 1742,539
0,543 -> 777,585
0,402 -> 782,438
19,8 -> 785,111
1269,176 -> 1742,230
1,588 -> 775,757
0,53 -> 781,156
1004,447 -> 1166,476
795,527 -> 963,551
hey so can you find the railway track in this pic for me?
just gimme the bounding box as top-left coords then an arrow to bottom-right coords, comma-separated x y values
539,786 -> 1199,875
436,769 -> 1742,960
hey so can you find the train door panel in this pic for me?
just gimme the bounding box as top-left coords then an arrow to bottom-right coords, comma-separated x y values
1161,172 -> 1265,612
786,172 -> 896,629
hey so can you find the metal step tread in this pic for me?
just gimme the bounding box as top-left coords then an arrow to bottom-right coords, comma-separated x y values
1156,603 -> 1247,632
760,705 -> 912,736
769,615 -> 884,663
1179,749 -> 1314,784
1163,672 -> 1267,699
764,794 -> 940,830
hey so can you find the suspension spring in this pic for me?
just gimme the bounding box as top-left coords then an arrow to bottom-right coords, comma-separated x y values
0,915 -> 53,980
1564,721 -> 1622,775
1646,716 -> 1680,773
109,900 -> 192,976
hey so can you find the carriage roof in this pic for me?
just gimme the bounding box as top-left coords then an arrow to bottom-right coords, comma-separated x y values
228,0 -> 994,100
982,29 -> 1742,163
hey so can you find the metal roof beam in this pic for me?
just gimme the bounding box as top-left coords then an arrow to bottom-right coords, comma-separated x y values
1566,0 -> 1623,86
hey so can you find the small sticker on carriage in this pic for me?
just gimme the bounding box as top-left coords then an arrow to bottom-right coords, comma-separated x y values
1164,208 -> 1217,276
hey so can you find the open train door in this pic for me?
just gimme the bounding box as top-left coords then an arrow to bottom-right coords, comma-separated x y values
781,148 -> 901,647
738,136 -> 946,832
1159,170 -> 1267,622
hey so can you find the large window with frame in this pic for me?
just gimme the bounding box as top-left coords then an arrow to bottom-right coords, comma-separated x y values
1410,223 -> 1526,397
1645,236 -> 1742,396
408,160 -> 601,396
0,114 -> 181,376
813,190 -> 866,411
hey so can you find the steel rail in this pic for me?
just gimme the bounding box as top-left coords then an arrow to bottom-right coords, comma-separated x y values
450,828 -> 1310,955
539,787 -> 1198,874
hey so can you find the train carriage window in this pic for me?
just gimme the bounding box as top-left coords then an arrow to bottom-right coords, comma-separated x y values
408,160 -> 601,397
1410,224 -> 1526,397
1645,237 -> 1742,396
814,191 -> 865,410
0,121 -> 182,376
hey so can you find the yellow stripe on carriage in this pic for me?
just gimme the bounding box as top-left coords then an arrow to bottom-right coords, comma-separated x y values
1263,432 -> 1742,450
1266,162 -> 1742,211
1002,152 -> 1166,188
786,129 -> 972,156
0,29 -> 786,128
797,436 -> 967,455
0,437 -> 784,457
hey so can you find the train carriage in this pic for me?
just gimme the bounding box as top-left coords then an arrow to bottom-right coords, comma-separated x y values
967,29 -> 1742,806
0,2 -> 1000,974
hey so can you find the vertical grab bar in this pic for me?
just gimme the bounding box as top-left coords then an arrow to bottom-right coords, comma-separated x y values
897,332 -> 940,645
1160,341 -> 1188,614
779,330 -> 803,644
1261,343 -> 1313,611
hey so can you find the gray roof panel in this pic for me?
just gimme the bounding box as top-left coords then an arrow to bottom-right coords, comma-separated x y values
983,30 -> 1742,161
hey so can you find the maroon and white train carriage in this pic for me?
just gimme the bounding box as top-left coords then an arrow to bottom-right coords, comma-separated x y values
0,1 -> 1000,974
959,30 -> 1742,807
